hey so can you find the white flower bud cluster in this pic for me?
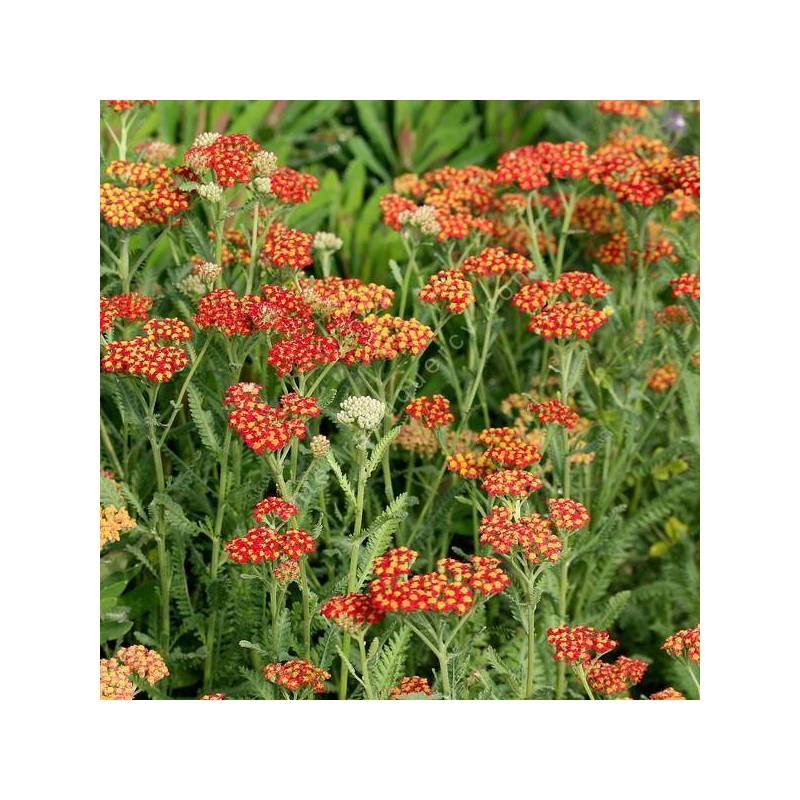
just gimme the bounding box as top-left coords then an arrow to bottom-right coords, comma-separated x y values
191,261 -> 221,283
337,396 -> 386,432
253,150 -> 278,177
253,176 -> 273,195
309,435 -> 331,458
198,182 -> 223,202
192,132 -> 221,148
176,274 -> 207,297
313,231 -> 343,253
398,205 -> 441,237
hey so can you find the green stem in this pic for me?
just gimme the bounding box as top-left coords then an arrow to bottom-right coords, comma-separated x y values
437,647 -> 452,698
576,664 -> 596,700
358,636 -> 376,699
245,200 -> 260,295
158,337 -> 211,448
100,414 -> 124,477
398,240 -> 417,318
119,235 -> 131,293
685,659 -> 701,697
299,560 -> 312,659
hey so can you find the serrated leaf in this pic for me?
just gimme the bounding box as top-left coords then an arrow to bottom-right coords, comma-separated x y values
187,384 -> 222,456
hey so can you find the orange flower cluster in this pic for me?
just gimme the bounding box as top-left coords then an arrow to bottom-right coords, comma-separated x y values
116,645 -> 170,685
201,693 -> 226,700
554,271 -> 612,300
477,427 -> 518,446
547,625 -> 618,663
261,224 -> 314,269
268,332 -> 340,376
419,269 -> 475,313
648,363 -> 678,392
526,301 -> 611,340
101,337 -> 188,382
100,292 -> 154,333
100,161 -> 191,228
481,469 -> 543,497
495,141 -> 591,189
530,399 -> 580,430
571,195 -> 623,235
586,656 -> 648,695
479,507 -> 563,564
298,276 -> 395,317
511,282 -> 553,314
380,193 -> 418,229
390,676 -> 433,699
320,592 -> 386,631
650,687 -> 686,700
341,314 -> 434,365
662,625 -> 700,663
100,505 -> 136,548
462,247 -> 534,278
595,231 -> 629,267
634,236 -> 677,265
597,100 -> 662,119
100,658 -> 135,700
224,382 -> 319,454
547,498 -> 591,531
263,659 -> 330,694
445,451 -> 492,479
369,550 -> 509,616
224,525 -> 316,564
269,166 -> 320,204
252,496 -> 299,523
184,133 -> 262,187
670,272 -> 700,300
655,304 -> 691,326
484,439 -> 542,469
143,318 -> 193,342
194,289 -> 261,336
405,395 -> 455,429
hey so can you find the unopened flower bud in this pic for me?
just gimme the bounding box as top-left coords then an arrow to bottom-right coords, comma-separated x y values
198,182 -> 223,202
337,396 -> 386,432
253,150 -> 278,177
313,231 -> 343,253
310,435 -> 331,458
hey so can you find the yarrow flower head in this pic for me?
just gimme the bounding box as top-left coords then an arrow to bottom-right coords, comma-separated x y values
194,289 -> 261,336
670,272 -> 700,300
479,508 -> 563,564
100,657 -> 135,700
101,337 -> 188,382
100,292 -> 154,332
547,498 -> 591,531
418,269 -> 475,314
309,434 -> 331,458
547,625 -> 618,664
650,687 -> 686,700
390,676 -> 433,699
337,396 -> 386,431
586,656 -> 649,696
526,301 -> 611,340
481,469 -> 543,497
261,225 -> 314,269
268,166 -> 320,204
530,399 -> 580,431
320,593 -> 386,633
462,247 -> 534,278
313,231 -> 343,253
405,395 -> 455,429
116,645 -> 170,685
184,132 -> 262,187
263,659 -> 330,695
648,363 -> 678,392
224,526 -> 316,565
100,505 -> 136,548
200,692 -> 226,700
662,625 -> 700,663
252,496 -> 299,523
143,318 -> 193,342
373,547 -> 418,577
398,204 -> 442,237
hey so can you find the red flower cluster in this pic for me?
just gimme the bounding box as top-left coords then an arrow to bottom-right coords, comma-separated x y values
405,395 -> 455,429
100,292 -> 154,332
252,496 -> 299,523
495,141 -> 591,189
547,625 -> 618,663
224,382 -> 319,454
268,332 -> 340,376
101,337 -> 188,382
462,247 -> 534,278
670,272 -> 700,300
194,289 -> 262,336
481,469 -> 543,497
263,659 -> 330,694
143,318 -> 193,342
269,166 -> 320,204
320,593 -> 386,631
554,271 -> 612,300
369,552 -> 509,616
586,656 -> 648,695
200,692 -> 226,700
418,269 -> 475,313
511,282 -> 554,314
662,625 -> 700,663
390,676 -> 433,699
526,301 -> 610,340
479,508 -> 563,564
184,133 -> 262,187
261,224 -> 314,269
106,100 -> 156,112
379,193 -> 418,229
655,304 -> 691,326
547,498 -> 591,531
224,525 -> 316,564
530,399 -> 580,431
